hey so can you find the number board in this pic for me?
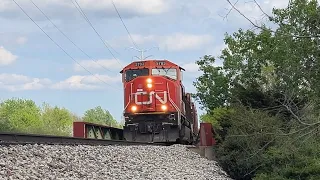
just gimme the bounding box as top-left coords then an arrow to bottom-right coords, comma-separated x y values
135,62 -> 145,66
156,61 -> 166,66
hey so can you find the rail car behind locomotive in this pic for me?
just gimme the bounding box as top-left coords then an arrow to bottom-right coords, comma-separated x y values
120,59 -> 199,144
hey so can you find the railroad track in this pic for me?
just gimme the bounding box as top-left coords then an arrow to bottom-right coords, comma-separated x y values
0,132 -> 170,146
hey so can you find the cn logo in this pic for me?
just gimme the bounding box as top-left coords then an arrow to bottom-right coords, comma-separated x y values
134,91 -> 167,105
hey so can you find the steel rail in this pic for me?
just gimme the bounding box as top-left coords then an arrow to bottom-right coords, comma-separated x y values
0,132 -> 170,146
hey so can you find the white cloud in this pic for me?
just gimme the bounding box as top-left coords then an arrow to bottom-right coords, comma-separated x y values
180,44 -> 226,79
236,2 -> 265,20
76,0 -> 169,16
180,62 -> 203,79
180,3 -> 211,20
0,73 -> 30,84
74,59 -> 122,72
0,47 -> 17,66
126,34 -> 156,45
0,73 -> 121,91
51,74 -> 120,90
0,0 -> 170,20
219,0 -> 290,27
236,0 -> 287,20
112,33 -> 214,52
264,0 -> 289,10
22,78 -> 51,90
0,73 -> 51,91
205,43 -> 227,59
0,0 -> 15,11
182,62 -> 199,73
160,33 -> 213,51
16,37 -> 28,45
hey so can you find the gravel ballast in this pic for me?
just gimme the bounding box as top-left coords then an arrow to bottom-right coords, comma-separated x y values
0,144 -> 231,179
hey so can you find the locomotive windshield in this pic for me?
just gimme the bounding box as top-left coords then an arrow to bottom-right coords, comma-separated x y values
125,68 -> 149,81
152,68 -> 177,80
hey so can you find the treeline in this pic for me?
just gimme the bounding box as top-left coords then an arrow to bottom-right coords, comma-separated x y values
194,0 -> 320,179
0,98 -> 123,136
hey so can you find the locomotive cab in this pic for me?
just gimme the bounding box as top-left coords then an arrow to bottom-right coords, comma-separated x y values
121,61 -> 182,83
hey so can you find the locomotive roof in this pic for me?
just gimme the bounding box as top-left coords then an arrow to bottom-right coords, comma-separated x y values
120,59 -> 185,73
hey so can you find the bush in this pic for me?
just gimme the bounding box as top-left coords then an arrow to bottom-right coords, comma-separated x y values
206,105 -> 283,179
254,129 -> 320,180
202,103 -> 320,180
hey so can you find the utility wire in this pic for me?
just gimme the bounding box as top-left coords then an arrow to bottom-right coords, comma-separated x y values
111,0 -> 139,49
72,0 -> 119,55
71,0 -> 123,68
12,0 -> 120,90
29,0 -> 117,74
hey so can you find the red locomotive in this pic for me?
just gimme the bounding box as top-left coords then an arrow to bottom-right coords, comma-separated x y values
120,59 -> 199,144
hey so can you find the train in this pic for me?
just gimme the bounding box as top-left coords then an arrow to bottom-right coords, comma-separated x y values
120,59 -> 199,144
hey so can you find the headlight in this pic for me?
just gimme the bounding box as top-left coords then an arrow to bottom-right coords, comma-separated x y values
131,106 -> 137,112
146,78 -> 152,83
147,83 -> 152,88
161,105 -> 167,111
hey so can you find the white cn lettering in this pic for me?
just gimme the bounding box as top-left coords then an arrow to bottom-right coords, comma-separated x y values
134,91 -> 167,105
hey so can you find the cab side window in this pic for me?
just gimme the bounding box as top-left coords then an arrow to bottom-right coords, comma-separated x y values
125,68 -> 149,82
151,68 -> 177,80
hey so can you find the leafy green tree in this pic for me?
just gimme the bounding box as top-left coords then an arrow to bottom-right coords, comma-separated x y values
193,55 -> 230,111
83,106 -> 118,127
0,98 -> 42,133
40,103 -> 73,136
195,0 -> 320,111
193,0 -> 320,179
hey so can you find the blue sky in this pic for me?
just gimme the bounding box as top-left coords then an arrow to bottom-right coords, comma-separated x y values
0,0 -> 288,122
